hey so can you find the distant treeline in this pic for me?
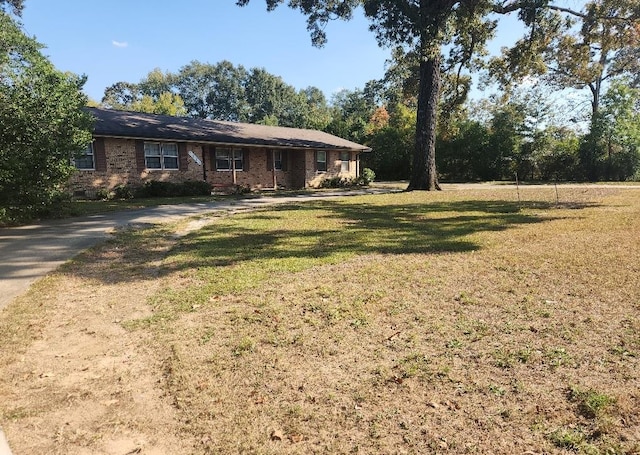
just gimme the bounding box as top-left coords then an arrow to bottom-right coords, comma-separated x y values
99,61 -> 640,183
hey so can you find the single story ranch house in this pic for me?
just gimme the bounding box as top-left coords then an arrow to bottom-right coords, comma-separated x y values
70,107 -> 371,197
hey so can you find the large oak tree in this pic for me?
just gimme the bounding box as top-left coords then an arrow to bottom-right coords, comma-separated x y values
238,0 -> 638,190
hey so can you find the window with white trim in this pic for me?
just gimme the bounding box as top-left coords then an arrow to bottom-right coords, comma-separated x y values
145,142 -> 178,170
215,148 -> 244,171
340,151 -> 350,172
273,150 -> 283,170
316,150 -> 327,172
75,143 -> 94,170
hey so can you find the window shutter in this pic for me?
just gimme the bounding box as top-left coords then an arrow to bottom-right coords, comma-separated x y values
267,150 -> 273,171
94,137 -> 107,172
213,146 -> 219,171
178,142 -> 188,171
243,149 -> 249,171
135,140 -> 145,172
282,150 -> 288,171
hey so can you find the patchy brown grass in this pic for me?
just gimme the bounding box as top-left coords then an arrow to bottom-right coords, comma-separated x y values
1,186 -> 639,454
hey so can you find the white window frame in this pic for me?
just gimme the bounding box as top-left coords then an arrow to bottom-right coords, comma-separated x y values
316,150 -> 327,172
74,143 -> 95,170
340,151 -> 350,172
273,150 -> 283,170
215,148 -> 244,171
161,143 -> 179,170
144,142 -> 179,170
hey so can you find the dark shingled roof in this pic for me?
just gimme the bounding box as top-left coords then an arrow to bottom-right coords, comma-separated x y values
86,107 -> 371,152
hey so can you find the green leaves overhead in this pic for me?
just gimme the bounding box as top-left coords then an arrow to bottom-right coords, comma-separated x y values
237,0 -> 360,47
0,0 -> 23,15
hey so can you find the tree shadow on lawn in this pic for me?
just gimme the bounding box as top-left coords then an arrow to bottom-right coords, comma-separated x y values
67,198 -> 587,287
158,198 -> 568,275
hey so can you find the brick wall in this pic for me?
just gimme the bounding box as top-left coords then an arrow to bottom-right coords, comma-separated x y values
305,150 -> 358,188
69,137 -> 361,197
205,148 -> 358,190
69,137 -> 205,197
205,147 -> 294,190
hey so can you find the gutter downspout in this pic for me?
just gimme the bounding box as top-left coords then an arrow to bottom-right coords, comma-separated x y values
272,150 -> 277,190
201,145 -> 207,183
231,148 -> 237,185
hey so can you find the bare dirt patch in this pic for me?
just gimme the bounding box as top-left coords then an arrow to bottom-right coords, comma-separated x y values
0,227 -> 194,454
1,187 -> 639,454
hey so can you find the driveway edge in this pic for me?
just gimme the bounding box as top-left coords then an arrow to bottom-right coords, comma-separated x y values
0,429 -> 12,455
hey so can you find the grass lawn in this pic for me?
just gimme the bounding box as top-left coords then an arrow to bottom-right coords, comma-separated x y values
1,186 -> 638,454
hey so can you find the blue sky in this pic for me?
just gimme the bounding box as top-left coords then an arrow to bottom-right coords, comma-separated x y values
19,1 -> 587,105
20,1 -> 391,102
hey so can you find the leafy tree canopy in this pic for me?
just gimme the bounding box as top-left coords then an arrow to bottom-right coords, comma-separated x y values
239,0 -> 638,190
0,11 -> 93,222
103,61 -> 332,130
492,0 -> 640,120
102,69 -> 187,116
0,0 -> 22,15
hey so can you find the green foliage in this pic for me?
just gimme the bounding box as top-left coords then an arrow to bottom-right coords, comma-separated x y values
493,0 -> 640,183
319,168 -> 375,188
141,181 -> 172,198
94,188 -> 110,201
568,386 -> 615,420
94,186 -> 134,201
0,0 -> 22,15
0,11 -> 93,224
301,86 -> 332,130
359,168 -> 376,186
437,90 -> 585,182
132,93 -> 187,116
244,67 -> 302,126
112,185 -> 134,200
536,128 -> 581,181
437,119 -> 493,181
326,88 -> 377,144
137,180 -> 212,198
548,427 -> 588,451
103,69 -> 186,116
320,176 -> 354,188
363,103 -> 415,180
176,60 -> 249,121
544,0 -> 639,109
578,81 -> 640,181
103,61 -> 332,130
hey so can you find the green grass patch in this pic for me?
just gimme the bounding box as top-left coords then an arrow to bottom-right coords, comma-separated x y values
568,386 -> 616,420
141,193 -> 552,322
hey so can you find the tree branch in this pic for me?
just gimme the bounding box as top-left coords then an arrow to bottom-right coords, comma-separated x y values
493,1 -> 637,21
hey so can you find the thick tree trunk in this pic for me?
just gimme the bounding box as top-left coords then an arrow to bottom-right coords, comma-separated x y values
408,54 -> 441,191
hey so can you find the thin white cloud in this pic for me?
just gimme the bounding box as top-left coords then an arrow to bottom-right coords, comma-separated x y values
112,40 -> 128,48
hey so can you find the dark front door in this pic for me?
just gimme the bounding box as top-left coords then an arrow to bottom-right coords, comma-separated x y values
290,152 -> 307,189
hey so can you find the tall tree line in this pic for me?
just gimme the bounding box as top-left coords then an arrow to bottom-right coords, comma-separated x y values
101,62 -> 333,130
102,55 -> 640,183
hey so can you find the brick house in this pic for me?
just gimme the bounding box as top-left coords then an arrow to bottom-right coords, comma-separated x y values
70,108 -> 371,197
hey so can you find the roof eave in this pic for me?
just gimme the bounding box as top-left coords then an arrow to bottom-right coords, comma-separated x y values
93,133 -> 370,152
